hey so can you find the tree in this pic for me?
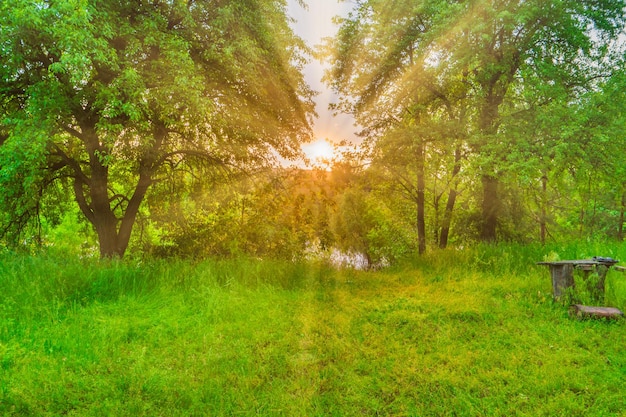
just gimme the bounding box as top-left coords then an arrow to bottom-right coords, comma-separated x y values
327,0 -> 625,243
324,0 -> 470,253
597,69 -> 626,239
564,67 -> 626,239
449,0 -> 624,241
0,0 -> 314,257
367,115 -> 467,252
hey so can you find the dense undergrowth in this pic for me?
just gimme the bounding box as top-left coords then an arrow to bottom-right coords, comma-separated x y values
1,242 -> 626,416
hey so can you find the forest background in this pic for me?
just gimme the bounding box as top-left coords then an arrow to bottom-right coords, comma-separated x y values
3,1 -> 626,415
0,0 -> 625,265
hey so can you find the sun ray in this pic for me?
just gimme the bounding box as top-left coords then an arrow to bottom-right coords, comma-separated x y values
302,138 -> 336,168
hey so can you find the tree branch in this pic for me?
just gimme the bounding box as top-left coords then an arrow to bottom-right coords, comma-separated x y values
49,143 -> 91,185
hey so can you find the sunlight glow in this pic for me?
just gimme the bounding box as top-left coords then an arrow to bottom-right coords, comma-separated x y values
302,139 -> 336,167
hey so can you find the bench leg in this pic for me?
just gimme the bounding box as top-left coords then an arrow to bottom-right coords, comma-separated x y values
550,263 -> 574,300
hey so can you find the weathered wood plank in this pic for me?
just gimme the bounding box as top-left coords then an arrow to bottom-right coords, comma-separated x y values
569,304 -> 624,320
549,263 -> 574,300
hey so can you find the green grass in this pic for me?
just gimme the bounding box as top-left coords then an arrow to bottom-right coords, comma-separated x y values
1,243 -> 626,416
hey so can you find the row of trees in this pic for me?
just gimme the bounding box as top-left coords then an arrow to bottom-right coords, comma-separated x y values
1,0 -> 625,262
326,0 -> 626,253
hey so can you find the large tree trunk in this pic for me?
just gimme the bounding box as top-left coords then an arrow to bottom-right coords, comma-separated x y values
84,174 -> 152,258
89,173 -> 152,258
80,128 -> 125,257
72,124 -> 157,258
94,215 -> 122,257
90,166 -> 122,257
476,72 -> 510,243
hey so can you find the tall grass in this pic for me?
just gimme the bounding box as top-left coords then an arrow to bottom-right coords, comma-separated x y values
1,242 -> 626,416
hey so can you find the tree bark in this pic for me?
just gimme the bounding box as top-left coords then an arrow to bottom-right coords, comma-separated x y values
476,66 -> 511,243
439,189 -> 457,249
439,145 -> 462,249
115,171 -> 153,256
79,125 -> 124,257
68,120 -> 161,258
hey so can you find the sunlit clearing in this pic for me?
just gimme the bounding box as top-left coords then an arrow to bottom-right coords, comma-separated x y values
302,139 -> 336,168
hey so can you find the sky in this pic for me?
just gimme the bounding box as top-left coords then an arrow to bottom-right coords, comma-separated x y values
286,0 -> 357,145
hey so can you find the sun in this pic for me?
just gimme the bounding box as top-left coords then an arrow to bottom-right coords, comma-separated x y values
302,139 -> 335,167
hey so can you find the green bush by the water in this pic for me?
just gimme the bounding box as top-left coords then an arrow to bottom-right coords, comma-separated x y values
2,242 -> 626,416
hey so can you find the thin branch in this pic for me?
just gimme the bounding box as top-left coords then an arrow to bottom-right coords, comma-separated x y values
73,179 -> 95,224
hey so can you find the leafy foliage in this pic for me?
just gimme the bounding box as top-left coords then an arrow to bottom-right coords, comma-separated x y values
325,0 -> 626,247
0,0 -> 314,257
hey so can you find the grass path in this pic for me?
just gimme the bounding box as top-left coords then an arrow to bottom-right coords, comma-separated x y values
2,249 -> 626,415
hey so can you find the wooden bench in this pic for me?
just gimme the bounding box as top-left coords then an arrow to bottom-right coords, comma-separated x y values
569,304 -> 624,320
536,258 -> 619,302
538,258 -> 624,320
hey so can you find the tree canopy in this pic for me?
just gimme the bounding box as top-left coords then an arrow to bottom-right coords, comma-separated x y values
326,0 -> 626,244
0,0 -> 315,257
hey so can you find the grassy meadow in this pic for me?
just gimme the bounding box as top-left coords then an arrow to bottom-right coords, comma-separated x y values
2,242 -> 626,416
